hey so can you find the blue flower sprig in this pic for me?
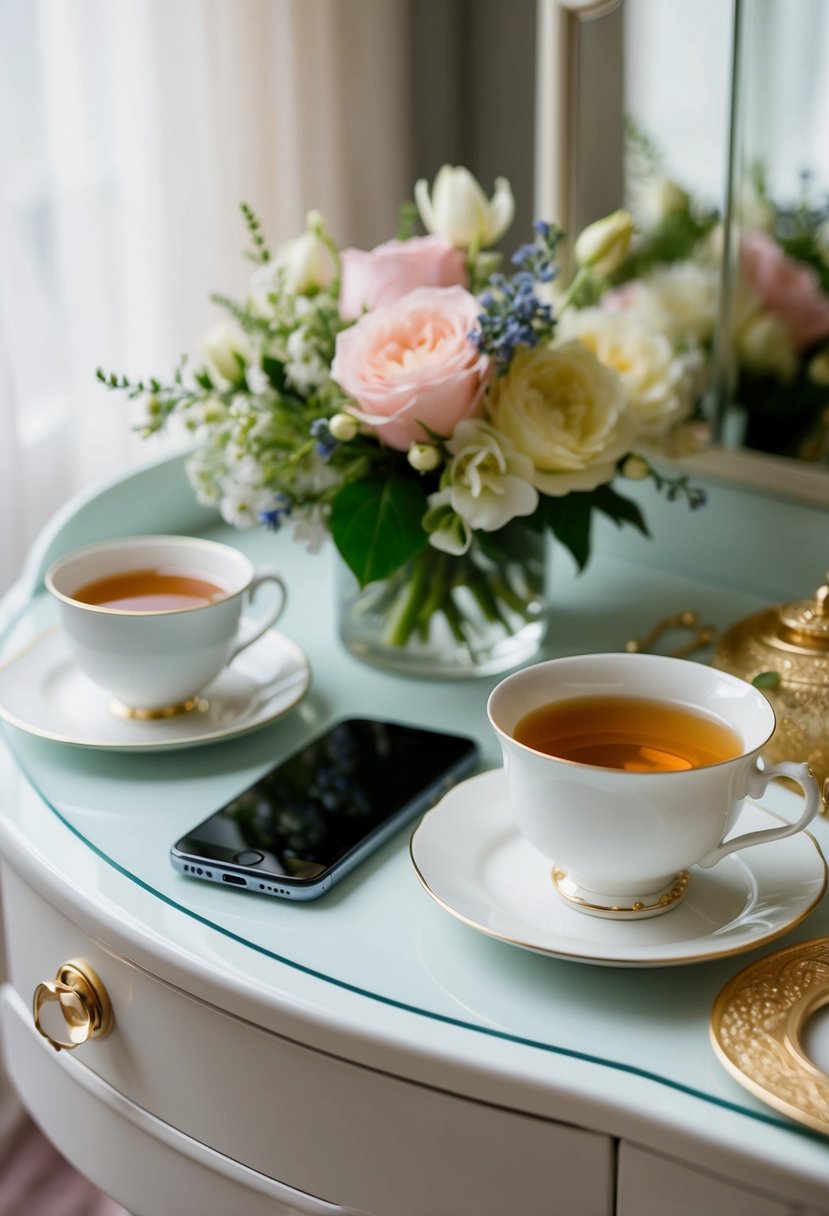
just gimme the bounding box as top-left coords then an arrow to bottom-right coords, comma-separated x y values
470,221 -> 562,368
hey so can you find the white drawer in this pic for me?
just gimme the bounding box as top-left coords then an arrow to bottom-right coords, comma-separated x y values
1,984 -> 347,1216
617,1142 -> 829,1216
2,863 -> 614,1216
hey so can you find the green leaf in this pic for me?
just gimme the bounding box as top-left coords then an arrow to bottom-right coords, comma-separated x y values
330,474 -> 429,587
591,484 -> 650,537
262,355 -> 287,393
540,494 -> 594,571
752,671 -> 781,690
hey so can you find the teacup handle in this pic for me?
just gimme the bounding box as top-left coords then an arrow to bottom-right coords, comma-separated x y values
228,568 -> 287,661
698,760 -> 822,868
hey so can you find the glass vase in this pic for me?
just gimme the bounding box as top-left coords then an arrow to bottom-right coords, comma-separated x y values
336,529 -> 548,679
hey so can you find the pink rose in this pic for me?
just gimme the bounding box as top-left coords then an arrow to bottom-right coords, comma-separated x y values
330,286 -> 491,451
338,235 -> 467,321
741,231 -> 829,351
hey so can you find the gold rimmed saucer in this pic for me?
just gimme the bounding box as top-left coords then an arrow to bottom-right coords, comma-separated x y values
0,625 -> 310,751
410,769 -> 827,968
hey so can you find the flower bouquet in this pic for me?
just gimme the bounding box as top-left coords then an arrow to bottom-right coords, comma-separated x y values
99,166 -> 704,677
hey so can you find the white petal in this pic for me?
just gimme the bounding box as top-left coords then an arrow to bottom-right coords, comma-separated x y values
414,178 -> 436,234
484,176 -> 515,244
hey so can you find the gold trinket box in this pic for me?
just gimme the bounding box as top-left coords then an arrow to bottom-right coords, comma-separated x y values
713,575 -> 829,798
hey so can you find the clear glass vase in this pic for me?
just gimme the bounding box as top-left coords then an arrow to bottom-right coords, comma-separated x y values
336,529 -> 548,679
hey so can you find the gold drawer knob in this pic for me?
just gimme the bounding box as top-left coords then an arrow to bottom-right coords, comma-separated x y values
33,959 -> 113,1052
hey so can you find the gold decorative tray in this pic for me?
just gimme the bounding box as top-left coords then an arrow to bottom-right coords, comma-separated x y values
710,937 -> 829,1134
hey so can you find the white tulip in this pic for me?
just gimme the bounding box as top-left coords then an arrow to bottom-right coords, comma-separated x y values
574,210 -> 634,277
199,319 -> 253,387
276,212 -> 336,294
414,165 -> 514,250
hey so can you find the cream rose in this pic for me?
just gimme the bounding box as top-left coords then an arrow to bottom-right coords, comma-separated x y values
486,342 -> 632,495
556,308 -> 694,437
330,286 -> 491,452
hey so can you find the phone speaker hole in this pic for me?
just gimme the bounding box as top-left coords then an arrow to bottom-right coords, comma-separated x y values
222,874 -> 247,886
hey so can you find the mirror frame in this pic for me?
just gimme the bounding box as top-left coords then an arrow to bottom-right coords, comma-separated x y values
534,0 -> 829,505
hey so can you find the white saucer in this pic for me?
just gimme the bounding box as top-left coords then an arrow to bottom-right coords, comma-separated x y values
410,769 -> 828,968
0,626 -> 310,751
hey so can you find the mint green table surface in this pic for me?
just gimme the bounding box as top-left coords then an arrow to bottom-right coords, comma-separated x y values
1,450 -> 829,1198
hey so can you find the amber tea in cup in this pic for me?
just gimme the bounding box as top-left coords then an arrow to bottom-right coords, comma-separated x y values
46,535 -> 286,713
513,696 -> 742,773
72,568 -> 228,612
488,653 -> 822,918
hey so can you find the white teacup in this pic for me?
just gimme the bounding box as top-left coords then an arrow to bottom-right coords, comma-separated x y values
45,535 -> 286,716
487,652 -> 822,919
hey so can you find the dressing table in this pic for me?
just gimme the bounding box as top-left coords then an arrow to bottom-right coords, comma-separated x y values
1,450 -> 829,1216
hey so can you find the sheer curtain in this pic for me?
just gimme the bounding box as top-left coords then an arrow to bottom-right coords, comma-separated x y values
0,0 -> 412,594
0,0 -> 411,1209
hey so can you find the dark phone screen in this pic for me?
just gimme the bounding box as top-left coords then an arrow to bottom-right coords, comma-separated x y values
174,719 -> 476,882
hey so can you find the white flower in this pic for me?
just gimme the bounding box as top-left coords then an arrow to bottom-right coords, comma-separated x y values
292,454 -> 340,498
486,343 -> 633,496
632,177 -> 688,226
329,412 -> 359,442
286,353 -> 329,394
276,213 -> 337,294
632,263 -> 720,345
423,489 -> 471,556
245,364 -> 271,396
574,210 -> 633,277
556,308 -> 695,438
414,165 -> 514,250
736,182 -> 775,233
199,319 -> 252,387
248,220 -> 335,318
284,326 -> 330,393
407,442 -> 441,472
185,451 -> 222,505
227,454 -> 265,487
736,310 -> 797,381
218,481 -> 273,529
441,419 -> 538,532
291,505 -> 329,554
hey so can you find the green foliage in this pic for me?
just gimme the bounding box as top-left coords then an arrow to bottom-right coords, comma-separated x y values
537,484 -> 650,571
240,201 -> 271,264
615,207 -> 717,284
330,474 -> 429,587
397,200 -> 421,241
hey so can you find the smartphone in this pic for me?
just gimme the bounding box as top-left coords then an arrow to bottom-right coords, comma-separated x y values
171,717 -> 479,901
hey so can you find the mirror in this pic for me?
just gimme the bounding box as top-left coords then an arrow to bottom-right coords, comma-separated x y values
539,0 -> 829,497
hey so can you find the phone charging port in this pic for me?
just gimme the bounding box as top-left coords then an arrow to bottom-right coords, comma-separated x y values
222,874 -> 247,886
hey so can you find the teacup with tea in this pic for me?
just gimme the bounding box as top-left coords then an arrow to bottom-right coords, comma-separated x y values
488,653 -> 822,918
46,535 -> 286,716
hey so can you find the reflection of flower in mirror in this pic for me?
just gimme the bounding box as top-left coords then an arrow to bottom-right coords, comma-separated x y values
617,124 -> 829,461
